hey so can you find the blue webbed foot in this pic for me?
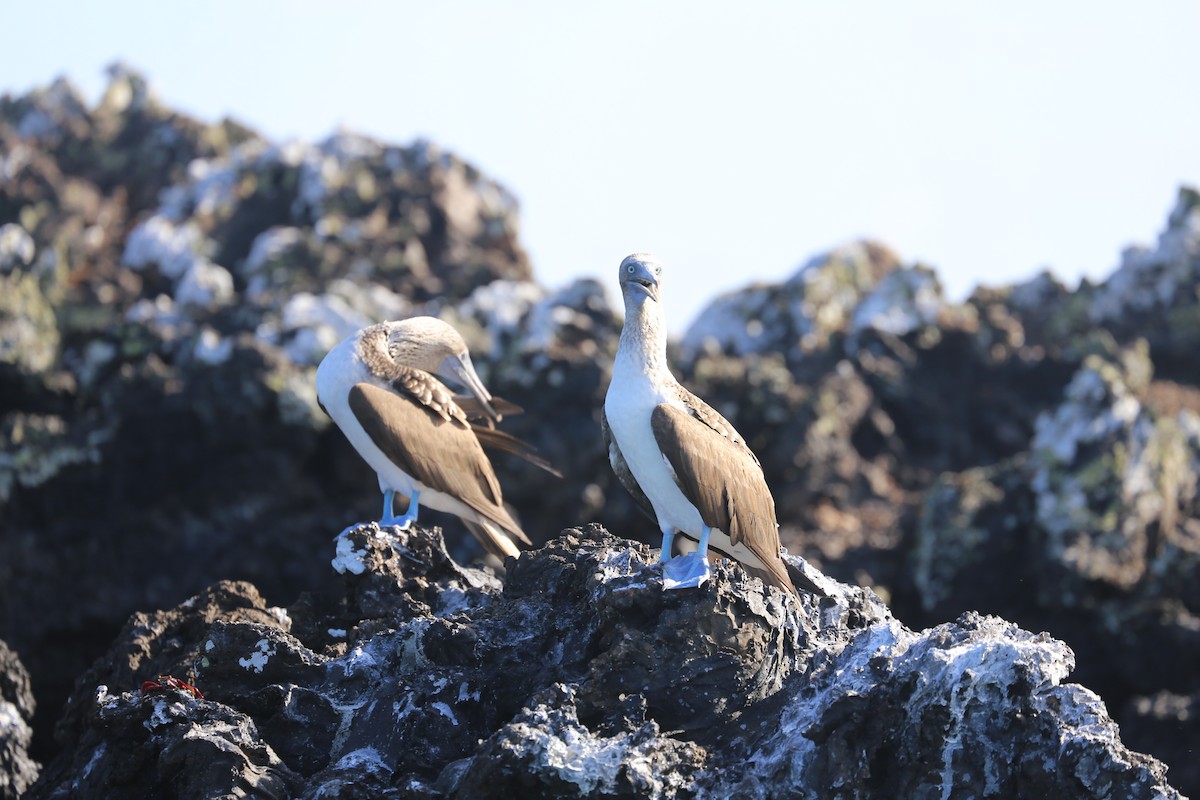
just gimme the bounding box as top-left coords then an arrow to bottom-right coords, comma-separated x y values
660,524 -> 712,590
380,513 -> 416,531
380,490 -> 420,531
661,553 -> 711,590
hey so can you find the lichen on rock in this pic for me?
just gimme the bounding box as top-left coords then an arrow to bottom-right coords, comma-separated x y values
23,525 -> 1183,799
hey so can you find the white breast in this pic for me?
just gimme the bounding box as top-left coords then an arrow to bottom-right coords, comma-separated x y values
316,335 -> 419,497
604,362 -> 704,536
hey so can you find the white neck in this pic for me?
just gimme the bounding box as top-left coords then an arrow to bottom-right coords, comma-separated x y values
615,295 -> 674,385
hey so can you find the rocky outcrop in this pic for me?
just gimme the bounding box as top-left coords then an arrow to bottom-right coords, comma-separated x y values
1089,186 -> 1200,380
677,197 -> 1200,789
26,525 -> 1183,799
2,67 -> 1199,796
0,66 -> 544,774
0,640 -> 38,800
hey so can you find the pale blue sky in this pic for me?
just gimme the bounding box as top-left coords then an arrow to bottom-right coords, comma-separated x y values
4,1 -> 1199,331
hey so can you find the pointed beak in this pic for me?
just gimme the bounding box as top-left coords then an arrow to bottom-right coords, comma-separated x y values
439,353 -> 499,421
628,278 -> 657,299
623,273 -> 659,302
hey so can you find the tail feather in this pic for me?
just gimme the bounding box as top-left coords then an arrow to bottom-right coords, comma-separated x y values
681,535 -> 800,596
472,426 -> 562,477
463,518 -> 525,560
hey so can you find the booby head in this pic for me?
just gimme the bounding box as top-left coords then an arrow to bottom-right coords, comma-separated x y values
618,253 -> 664,305
379,317 -> 497,419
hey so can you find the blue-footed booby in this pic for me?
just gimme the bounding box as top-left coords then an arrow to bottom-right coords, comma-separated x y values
603,253 -> 799,595
316,316 -> 554,560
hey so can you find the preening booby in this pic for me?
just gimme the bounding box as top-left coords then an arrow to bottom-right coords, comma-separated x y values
316,317 -> 555,560
603,253 -> 800,595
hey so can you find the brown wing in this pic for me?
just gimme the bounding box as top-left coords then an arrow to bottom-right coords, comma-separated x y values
348,382 -> 530,547
601,408 -> 657,523
678,395 -> 760,465
650,401 -> 794,594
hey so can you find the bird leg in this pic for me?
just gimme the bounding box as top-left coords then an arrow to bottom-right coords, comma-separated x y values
659,526 -> 675,562
661,524 -> 713,590
381,490 -> 420,529
696,525 -> 711,559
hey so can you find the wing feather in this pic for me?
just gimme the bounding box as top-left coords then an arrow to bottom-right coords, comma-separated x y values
472,425 -> 562,477
650,401 -> 794,594
454,395 -> 524,427
348,382 -> 530,549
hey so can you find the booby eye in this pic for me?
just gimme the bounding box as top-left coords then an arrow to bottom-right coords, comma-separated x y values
626,264 -> 636,274
654,265 -> 662,275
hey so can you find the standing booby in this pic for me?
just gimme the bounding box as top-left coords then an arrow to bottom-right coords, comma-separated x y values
316,316 -> 552,560
603,253 -> 799,595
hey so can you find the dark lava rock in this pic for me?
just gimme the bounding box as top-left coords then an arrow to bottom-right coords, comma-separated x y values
24,524 -> 1184,798
0,640 -> 38,800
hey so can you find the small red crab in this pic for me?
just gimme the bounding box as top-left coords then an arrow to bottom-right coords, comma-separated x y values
140,675 -> 204,700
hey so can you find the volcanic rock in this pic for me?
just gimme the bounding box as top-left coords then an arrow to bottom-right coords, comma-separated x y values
0,640 -> 38,800
24,525 -> 1185,799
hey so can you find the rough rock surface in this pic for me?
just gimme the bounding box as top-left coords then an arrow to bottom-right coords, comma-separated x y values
675,194 -> 1200,792
0,640 -> 39,799
26,525 -> 1184,799
2,67 -> 1199,795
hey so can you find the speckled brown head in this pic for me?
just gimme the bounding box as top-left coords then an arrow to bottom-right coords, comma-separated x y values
359,317 -> 495,417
